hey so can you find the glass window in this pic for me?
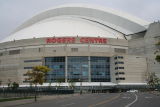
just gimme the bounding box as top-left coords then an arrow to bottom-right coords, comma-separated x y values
67,56 -> 88,82
91,57 -> 110,82
115,48 -> 126,53
45,57 -> 65,82
116,77 -> 125,80
24,67 -> 33,69
114,57 -> 117,59
9,50 -> 20,55
115,62 -> 124,65
118,56 -> 124,59
71,48 -> 78,52
119,67 -> 124,69
115,72 -> 125,75
24,59 -> 42,63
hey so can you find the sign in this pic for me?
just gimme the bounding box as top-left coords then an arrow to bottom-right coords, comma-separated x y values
46,37 -> 107,44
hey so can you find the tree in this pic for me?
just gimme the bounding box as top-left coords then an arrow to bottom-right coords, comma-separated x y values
11,82 -> 19,90
25,65 -> 50,102
68,79 -> 75,89
0,80 -> 2,86
147,72 -> 160,90
155,55 -> 160,62
7,79 -> 12,89
155,40 -> 160,62
56,78 -> 65,89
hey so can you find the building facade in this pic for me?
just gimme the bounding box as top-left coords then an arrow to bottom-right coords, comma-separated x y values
0,4 -> 152,88
128,22 -> 160,78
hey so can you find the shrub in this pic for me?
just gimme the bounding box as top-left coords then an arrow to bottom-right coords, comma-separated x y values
155,55 -> 160,62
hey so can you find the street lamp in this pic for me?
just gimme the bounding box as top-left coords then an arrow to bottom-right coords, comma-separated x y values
79,61 -> 83,95
100,82 -> 102,93
79,78 -> 82,95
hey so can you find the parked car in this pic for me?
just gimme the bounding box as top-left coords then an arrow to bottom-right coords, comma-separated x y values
127,90 -> 138,92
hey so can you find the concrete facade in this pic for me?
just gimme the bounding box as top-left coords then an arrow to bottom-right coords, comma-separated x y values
0,37 -> 147,87
0,4 -> 151,88
128,22 -> 160,78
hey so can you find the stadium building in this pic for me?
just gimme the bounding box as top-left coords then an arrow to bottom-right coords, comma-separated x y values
0,4 -> 159,89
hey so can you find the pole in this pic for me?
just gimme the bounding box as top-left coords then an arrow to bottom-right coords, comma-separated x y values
35,84 -> 37,102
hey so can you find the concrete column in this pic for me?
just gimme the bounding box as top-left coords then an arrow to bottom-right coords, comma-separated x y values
65,56 -> 68,82
88,56 -> 91,82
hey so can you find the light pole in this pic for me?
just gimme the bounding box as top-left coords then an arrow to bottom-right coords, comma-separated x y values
100,82 -> 102,93
79,61 -> 82,95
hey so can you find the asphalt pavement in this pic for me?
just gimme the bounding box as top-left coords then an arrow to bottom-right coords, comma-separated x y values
4,92 -> 160,107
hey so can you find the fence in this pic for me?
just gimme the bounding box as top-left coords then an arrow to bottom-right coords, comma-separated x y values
0,87 -> 74,98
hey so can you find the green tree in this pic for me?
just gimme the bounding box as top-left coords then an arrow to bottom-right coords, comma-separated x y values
155,55 -> 160,62
25,65 -> 50,102
56,78 -> 65,89
147,72 -> 160,90
11,82 -> 19,90
0,80 -> 2,86
155,40 -> 160,62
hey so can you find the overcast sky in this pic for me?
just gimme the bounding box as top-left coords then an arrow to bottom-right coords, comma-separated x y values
0,0 -> 160,40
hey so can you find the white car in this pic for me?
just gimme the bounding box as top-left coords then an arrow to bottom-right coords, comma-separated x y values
127,90 -> 138,92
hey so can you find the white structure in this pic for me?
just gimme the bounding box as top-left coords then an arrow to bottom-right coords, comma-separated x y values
0,4 -> 150,89
1,4 -> 149,42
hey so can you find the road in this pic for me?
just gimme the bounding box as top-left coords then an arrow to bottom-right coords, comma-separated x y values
17,92 -> 160,107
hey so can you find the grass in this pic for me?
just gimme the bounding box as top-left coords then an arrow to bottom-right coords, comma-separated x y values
0,97 -> 34,102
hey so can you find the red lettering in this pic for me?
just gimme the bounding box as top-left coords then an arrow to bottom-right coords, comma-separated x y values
98,38 -> 102,43
80,38 -> 85,43
103,38 -> 107,43
71,38 -> 75,43
46,38 -> 51,43
46,38 -> 56,43
46,37 -> 107,44
89,38 -> 94,43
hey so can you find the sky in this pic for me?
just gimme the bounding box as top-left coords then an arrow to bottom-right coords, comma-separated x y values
0,0 -> 160,40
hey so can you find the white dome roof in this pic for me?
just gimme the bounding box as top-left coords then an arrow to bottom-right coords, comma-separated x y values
1,4 -> 150,43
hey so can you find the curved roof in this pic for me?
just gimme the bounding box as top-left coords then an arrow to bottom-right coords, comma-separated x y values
1,4 -> 150,43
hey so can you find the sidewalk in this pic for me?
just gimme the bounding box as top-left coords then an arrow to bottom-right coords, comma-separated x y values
0,94 -> 79,107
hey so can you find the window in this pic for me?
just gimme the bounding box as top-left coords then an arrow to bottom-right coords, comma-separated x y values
24,67 -> 33,69
115,72 -> 125,75
115,62 -> 124,65
68,56 -> 88,82
38,48 -> 41,52
0,53 -> 3,56
115,48 -> 126,53
23,74 -> 28,76
118,56 -> 123,59
91,57 -> 110,82
53,50 -> 56,52
24,59 -> 42,63
116,77 -> 125,80
45,57 -> 65,82
71,48 -> 78,52
119,62 -> 124,64
9,49 -> 20,55
119,67 -> 124,69
115,67 -> 124,70
115,67 -> 118,70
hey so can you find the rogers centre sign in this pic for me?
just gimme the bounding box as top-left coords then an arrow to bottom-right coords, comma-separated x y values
46,37 -> 107,44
